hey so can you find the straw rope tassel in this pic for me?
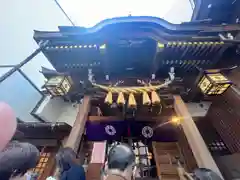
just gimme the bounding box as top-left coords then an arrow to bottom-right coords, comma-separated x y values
151,91 -> 160,104
142,91 -> 151,105
128,93 -> 137,107
117,92 -> 125,105
104,91 -> 113,104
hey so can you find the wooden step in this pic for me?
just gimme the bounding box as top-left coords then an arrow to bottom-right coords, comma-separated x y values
154,142 -> 178,149
135,178 -> 159,180
157,154 -> 172,164
161,174 -> 180,180
156,149 -> 179,156
158,164 -> 178,175
152,142 -> 182,180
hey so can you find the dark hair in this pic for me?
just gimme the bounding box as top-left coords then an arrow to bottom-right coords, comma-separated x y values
0,141 -> 40,179
56,147 -> 77,174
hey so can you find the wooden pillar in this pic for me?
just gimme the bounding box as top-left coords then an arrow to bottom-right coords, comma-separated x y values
177,128 -> 198,172
65,96 -> 91,151
53,96 -> 91,177
86,141 -> 107,180
173,95 -> 223,178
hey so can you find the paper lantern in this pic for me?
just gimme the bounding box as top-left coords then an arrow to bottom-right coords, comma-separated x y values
105,91 -> 113,104
142,91 -> 151,105
117,92 -> 125,105
0,102 -> 16,151
198,71 -> 232,95
151,91 -> 161,104
128,93 -> 137,108
44,76 -> 71,96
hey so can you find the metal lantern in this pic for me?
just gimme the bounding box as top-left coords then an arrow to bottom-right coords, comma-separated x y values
198,71 -> 232,95
44,76 -> 71,96
100,44 -> 106,55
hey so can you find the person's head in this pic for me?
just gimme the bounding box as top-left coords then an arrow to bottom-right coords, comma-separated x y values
56,147 -> 77,174
0,141 -> 40,179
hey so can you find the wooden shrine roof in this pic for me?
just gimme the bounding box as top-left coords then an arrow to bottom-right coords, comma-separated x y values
34,16 -> 240,81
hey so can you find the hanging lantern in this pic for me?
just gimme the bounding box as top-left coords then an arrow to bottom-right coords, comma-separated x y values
105,91 -> 113,104
142,91 -> 151,105
157,42 -> 164,52
151,91 -> 161,104
100,44 -> 106,55
198,70 -> 232,95
117,92 -> 125,105
44,76 -> 71,96
128,93 -> 137,108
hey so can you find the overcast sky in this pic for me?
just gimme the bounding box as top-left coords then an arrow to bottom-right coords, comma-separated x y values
58,0 -> 193,27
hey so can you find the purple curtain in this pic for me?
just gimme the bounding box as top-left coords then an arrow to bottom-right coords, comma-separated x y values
86,120 -> 177,142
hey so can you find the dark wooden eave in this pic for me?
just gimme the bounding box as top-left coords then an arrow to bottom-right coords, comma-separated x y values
33,17 -> 240,79
40,66 -> 67,79
14,122 -> 71,140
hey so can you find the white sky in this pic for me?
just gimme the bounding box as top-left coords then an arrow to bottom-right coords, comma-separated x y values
0,67 -> 12,77
58,0 -> 193,27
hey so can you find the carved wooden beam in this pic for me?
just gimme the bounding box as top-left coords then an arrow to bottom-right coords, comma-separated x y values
173,95 -> 223,178
89,116 -> 122,122
88,115 -> 172,122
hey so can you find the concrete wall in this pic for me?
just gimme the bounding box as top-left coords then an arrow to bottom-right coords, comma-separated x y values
0,0 -> 72,88
186,102 -> 212,117
35,96 -> 78,126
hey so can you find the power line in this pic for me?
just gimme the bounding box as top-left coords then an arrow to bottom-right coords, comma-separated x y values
53,0 -> 75,26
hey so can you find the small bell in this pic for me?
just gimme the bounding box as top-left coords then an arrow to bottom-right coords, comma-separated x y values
105,91 -> 113,104
142,91 -> 151,105
128,93 -> 137,108
117,92 -> 125,105
151,91 -> 160,104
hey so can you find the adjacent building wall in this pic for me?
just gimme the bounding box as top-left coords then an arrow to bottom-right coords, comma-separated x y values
206,87 -> 240,153
35,96 -> 78,126
0,0 -> 72,88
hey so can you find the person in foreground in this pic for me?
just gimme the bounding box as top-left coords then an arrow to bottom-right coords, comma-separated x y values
55,147 -> 86,180
0,141 -> 40,180
0,102 -> 40,180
